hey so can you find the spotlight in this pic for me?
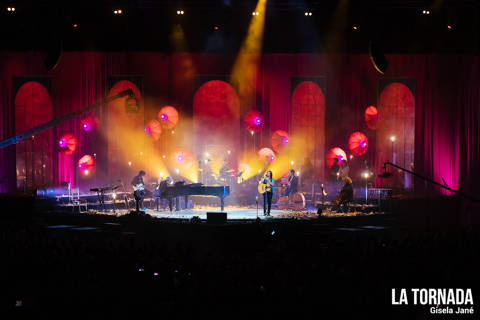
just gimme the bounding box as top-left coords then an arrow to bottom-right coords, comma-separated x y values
227,150 -> 231,155
114,9 -> 123,15
352,26 -> 358,30
214,26 -> 219,30
252,11 -> 259,16
175,168 -> 180,174
139,151 -> 143,156
390,136 -> 396,142
250,130 -> 254,136
304,12 -> 312,16
422,10 -> 430,15
160,113 -> 168,121
350,155 -> 353,160
205,152 -> 209,157
177,10 -> 184,15
112,193 -> 117,199
447,25 -> 452,30
73,24 -> 78,28
290,161 -> 294,165
84,170 -> 89,175
7,7 -> 15,12
162,155 -> 166,159
296,171 -> 300,176
128,161 -> 132,166
58,138 -> 66,148
171,130 -> 175,134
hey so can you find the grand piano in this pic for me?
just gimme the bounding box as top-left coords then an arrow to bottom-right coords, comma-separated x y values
157,182 -> 230,211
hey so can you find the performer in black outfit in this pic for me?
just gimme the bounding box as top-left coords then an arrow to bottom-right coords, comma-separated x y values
329,158 -> 340,181
131,170 -> 146,212
283,169 -> 298,197
260,171 -> 275,216
334,177 -> 353,213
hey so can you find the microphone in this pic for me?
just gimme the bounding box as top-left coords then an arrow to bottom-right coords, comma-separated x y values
377,172 -> 392,178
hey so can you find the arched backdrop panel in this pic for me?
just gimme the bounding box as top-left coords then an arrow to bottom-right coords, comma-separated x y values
193,80 -> 240,155
376,81 -> 415,189
14,80 -> 54,189
291,80 -> 326,180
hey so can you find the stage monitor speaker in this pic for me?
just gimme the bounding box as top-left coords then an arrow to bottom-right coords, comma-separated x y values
207,212 -> 227,224
369,41 -> 389,75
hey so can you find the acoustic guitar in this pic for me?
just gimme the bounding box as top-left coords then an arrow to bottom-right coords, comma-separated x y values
258,181 -> 272,194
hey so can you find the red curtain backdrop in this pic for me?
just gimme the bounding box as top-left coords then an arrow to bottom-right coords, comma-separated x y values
0,52 -> 479,205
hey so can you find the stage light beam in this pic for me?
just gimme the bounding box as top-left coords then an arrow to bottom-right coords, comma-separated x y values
231,0 -> 267,105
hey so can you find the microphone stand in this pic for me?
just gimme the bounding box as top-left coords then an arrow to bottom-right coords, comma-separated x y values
119,180 -> 130,210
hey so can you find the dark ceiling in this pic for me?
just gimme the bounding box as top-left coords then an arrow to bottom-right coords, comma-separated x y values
1,0 -> 479,53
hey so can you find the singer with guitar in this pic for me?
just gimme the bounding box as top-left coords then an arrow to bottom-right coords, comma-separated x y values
258,171 -> 275,216
131,170 -> 146,213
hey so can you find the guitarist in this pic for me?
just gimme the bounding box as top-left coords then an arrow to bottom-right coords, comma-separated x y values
283,169 -> 298,197
260,171 -> 275,216
131,170 -> 146,212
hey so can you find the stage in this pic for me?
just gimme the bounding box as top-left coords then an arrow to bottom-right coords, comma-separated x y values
84,205 -> 385,222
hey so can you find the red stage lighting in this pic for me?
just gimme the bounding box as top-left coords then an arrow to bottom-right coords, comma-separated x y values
244,110 -> 264,133
326,147 -> 347,168
348,131 -> 369,156
80,116 -> 97,132
158,106 -> 179,129
364,106 -> 378,130
258,148 -> 276,163
271,130 -> 289,153
145,119 -> 162,140
58,134 -> 78,155
78,154 -> 95,171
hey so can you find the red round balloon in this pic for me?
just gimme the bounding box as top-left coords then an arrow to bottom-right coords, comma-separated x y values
271,130 -> 289,153
173,148 -> 194,170
348,131 -> 368,156
244,110 -> 264,133
326,147 -> 347,168
58,134 -> 78,155
78,154 -> 95,170
158,106 -> 179,129
364,106 -> 378,130
145,119 -> 162,140
258,148 -> 276,163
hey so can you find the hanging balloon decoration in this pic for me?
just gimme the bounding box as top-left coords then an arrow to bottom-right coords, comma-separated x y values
158,106 -> 179,129
173,148 -> 195,170
244,110 -> 264,133
78,154 -> 95,174
348,131 -> 369,156
145,119 -> 162,140
258,147 -> 276,163
326,147 -> 347,168
271,130 -> 289,153
364,106 -> 378,130
57,134 -> 78,155
80,116 -> 98,132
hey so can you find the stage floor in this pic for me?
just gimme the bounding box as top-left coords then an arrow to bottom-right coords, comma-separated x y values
96,205 -> 383,221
